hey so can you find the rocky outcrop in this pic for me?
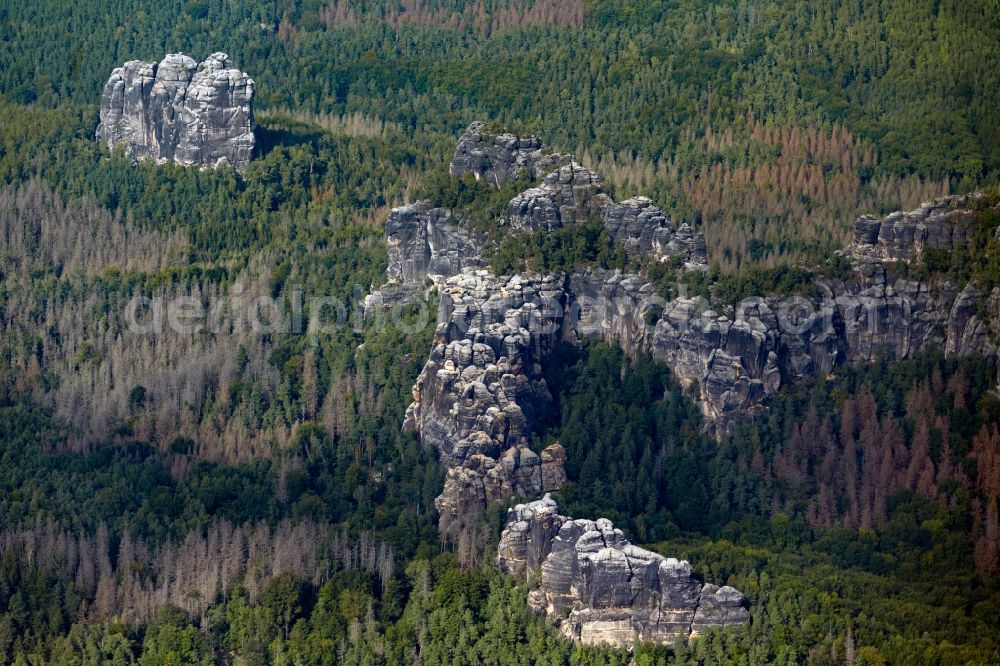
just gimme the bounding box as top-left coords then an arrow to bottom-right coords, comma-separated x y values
364,200 -> 485,317
848,193 -> 987,262
498,497 -> 749,646
459,122 -> 709,269
384,201 -> 483,284
400,259 -> 998,535
404,272 -> 568,463
437,444 -> 567,541
505,163 -> 612,233
399,216 -> 1000,541
97,53 -> 255,171
402,271 -> 571,537
569,259 -> 991,425
566,268 -> 785,422
603,196 -> 708,269
390,122 -> 1000,569
389,123 -> 1000,648
450,121 -> 568,185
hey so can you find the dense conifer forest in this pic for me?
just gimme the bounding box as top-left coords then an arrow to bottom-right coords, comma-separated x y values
0,0 -> 999,663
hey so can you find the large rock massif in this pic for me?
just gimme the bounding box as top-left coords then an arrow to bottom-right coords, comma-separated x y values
498,497 -> 749,646
96,53 -> 255,171
375,121 -> 1000,645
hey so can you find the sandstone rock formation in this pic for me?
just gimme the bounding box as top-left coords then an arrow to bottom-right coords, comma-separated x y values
384,201 -> 484,284
449,121 -> 709,269
401,270 -> 570,538
380,122 -> 1000,581
450,121 -> 567,185
436,444 -> 567,542
849,193 -> 985,262
497,496 -> 749,646
603,196 -> 708,268
392,210 -> 1000,537
380,123 -> 1000,647
399,207 -> 1000,533
505,162 -> 611,233
96,52 -> 255,171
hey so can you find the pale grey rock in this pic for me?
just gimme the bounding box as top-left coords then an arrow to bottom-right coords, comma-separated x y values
946,284 -> 1000,360
407,241 -> 996,443
435,443 -> 568,545
97,52 -> 255,171
691,585 -> 752,635
497,494 -> 566,578
404,271 -> 567,465
848,194 -> 990,262
402,272 -> 572,539
384,201 -> 483,284
405,243 -> 1000,478
389,122 -> 1000,553
498,498 -> 749,646
540,443 -> 568,492
364,200 -> 484,318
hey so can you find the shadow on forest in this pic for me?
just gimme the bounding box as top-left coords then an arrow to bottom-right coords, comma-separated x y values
253,116 -> 325,159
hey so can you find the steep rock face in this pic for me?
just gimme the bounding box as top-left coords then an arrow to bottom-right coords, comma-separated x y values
402,271 -> 570,537
498,497 -> 749,646
403,253 -> 997,530
364,200 -> 484,318
603,196 -> 708,269
848,194 -> 986,262
404,271 -> 568,463
437,444 -> 567,541
408,248 -> 990,436
568,261 -> 982,425
497,495 -> 565,576
450,121 -> 567,185
384,201 -> 483,284
97,53 -> 255,171
392,121 -> 1000,558
946,284 -> 1000,358
506,163 -> 612,233
569,268 -> 784,422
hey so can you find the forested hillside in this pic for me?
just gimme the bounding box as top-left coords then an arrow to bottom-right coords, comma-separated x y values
0,0 -> 999,663
2,0 -> 999,267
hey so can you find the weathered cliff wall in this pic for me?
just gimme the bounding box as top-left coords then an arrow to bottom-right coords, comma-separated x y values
96,52 -> 255,171
374,120 -> 1000,645
384,201 -> 484,284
